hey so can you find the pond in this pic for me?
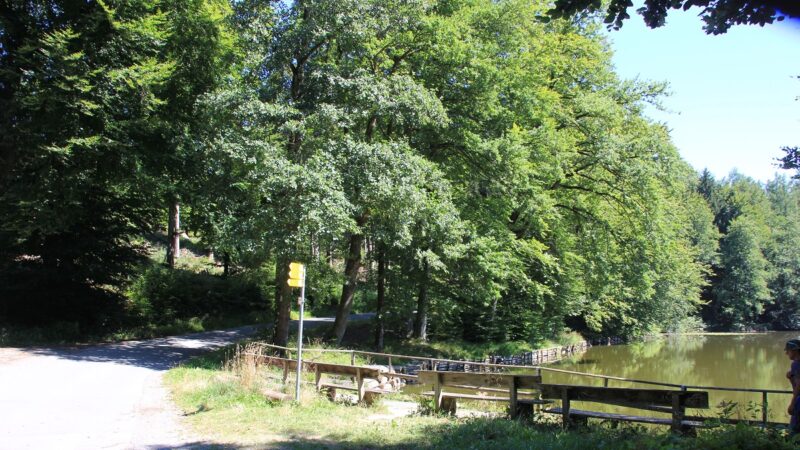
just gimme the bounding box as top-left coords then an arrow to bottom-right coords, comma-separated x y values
545,332 -> 799,423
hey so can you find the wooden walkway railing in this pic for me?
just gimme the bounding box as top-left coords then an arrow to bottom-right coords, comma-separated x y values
249,342 -> 792,427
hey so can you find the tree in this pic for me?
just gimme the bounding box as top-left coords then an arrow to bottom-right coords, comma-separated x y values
141,0 -> 238,268
762,177 -> 800,329
712,216 -> 772,329
0,0 -> 173,327
549,0 -> 800,34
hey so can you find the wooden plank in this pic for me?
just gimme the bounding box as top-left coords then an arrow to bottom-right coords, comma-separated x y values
517,398 -> 553,405
441,393 -> 511,402
320,382 -> 358,391
260,355 -> 298,370
420,392 -> 551,405
319,383 -> 389,394
313,362 -> 383,379
417,371 -> 541,389
262,389 -> 291,402
539,384 -> 709,409
597,400 -> 674,414
259,356 -> 384,380
544,407 -> 707,428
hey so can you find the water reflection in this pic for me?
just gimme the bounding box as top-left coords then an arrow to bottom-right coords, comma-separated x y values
547,332 -> 799,422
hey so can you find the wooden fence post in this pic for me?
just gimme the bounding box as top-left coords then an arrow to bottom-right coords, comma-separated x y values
434,372 -> 443,412
509,376 -> 519,419
671,392 -> 684,433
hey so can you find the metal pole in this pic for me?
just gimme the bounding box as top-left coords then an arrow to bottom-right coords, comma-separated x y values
294,281 -> 306,402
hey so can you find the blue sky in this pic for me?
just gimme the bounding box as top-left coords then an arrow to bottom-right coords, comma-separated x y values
604,9 -> 800,182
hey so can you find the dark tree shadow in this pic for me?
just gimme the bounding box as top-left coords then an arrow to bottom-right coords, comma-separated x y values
25,325 -> 263,371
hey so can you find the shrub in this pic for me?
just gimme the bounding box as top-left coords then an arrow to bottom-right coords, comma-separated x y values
128,267 -> 267,325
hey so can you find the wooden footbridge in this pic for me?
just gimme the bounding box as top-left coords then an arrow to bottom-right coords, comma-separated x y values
245,342 -> 792,433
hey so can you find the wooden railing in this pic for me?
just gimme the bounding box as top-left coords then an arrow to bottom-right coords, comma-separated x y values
249,342 -> 791,427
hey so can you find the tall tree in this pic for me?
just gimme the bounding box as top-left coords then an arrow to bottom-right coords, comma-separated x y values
0,0 -> 173,326
762,177 -> 800,329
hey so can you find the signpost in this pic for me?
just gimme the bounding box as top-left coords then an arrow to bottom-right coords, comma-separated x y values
287,262 -> 306,402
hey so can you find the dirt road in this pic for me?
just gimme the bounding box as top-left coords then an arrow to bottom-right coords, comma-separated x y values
0,315 -> 371,449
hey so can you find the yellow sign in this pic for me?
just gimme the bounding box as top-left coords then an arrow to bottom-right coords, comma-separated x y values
287,262 -> 305,288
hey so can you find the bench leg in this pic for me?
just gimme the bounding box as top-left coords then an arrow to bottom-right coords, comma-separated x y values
561,391 -> 571,428
441,397 -> 457,415
515,403 -> 533,421
571,416 -> 588,427
433,373 -> 443,412
315,366 -> 323,392
356,369 -> 365,403
325,387 -> 337,402
363,391 -> 378,406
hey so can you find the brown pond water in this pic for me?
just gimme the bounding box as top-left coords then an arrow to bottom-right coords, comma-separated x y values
401,332 -> 799,424
543,332 -> 799,423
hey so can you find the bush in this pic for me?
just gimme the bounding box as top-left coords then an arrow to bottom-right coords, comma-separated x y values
128,267 -> 267,325
0,261 -> 127,334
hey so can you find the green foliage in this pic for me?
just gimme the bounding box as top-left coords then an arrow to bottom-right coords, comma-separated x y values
8,0 -> 799,344
127,267 -> 267,325
694,171 -> 800,331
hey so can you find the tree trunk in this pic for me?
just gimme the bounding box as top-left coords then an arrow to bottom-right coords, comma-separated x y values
413,259 -> 429,341
331,227 -> 365,344
223,252 -> 230,278
374,246 -> 386,351
273,258 -> 293,349
166,200 -> 180,268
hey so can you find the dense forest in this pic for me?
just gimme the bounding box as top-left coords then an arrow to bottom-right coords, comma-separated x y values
1,0 -> 798,346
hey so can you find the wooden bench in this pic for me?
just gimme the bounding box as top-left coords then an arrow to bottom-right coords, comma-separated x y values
418,370 -> 546,418
539,384 -> 710,433
258,355 -> 300,385
257,355 -> 389,405
311,361 -> 390,405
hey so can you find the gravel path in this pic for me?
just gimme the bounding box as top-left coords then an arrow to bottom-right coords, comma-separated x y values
0,314 -> 373,450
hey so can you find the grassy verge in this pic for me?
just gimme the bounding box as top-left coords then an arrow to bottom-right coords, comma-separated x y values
165,347 -> 800,450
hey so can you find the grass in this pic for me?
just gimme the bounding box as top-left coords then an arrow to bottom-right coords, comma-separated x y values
165,347 -> 800,449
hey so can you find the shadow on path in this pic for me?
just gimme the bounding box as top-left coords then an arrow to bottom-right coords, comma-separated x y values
19,314 -> 375,371
25,325 -> 263,371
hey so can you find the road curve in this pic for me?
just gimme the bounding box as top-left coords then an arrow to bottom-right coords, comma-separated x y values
0,314 -> 373,450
